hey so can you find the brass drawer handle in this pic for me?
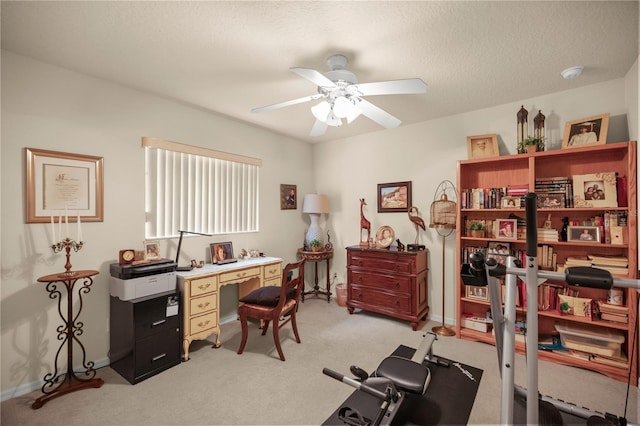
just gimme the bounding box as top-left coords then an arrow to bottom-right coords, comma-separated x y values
395,300 -> 400,306
395,282 -> 400,288
198,283 -> 211,291
197,320 -> 210,328
197,302 -> 210,309
358,276 -> 363,282
358,293 -> 363,299
236,272 -> 247,278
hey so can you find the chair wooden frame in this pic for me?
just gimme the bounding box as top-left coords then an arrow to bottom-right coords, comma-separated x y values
237,259 -> 305,361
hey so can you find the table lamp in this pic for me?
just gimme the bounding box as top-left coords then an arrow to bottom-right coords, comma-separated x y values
302,194 -> 330,248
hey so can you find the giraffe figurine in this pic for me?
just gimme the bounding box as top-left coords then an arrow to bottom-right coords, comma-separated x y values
359,198 -> 371,247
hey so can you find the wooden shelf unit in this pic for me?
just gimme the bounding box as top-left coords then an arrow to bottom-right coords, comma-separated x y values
456,142 -> 637,384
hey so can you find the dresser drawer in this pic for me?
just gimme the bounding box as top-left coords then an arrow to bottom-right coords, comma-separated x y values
349,255 -> 413,274
219,266 -> 260,284
190,276 -> 217,297
189,311 -> 218,335
350,271 -> 410,294
189,293 -> 216,317
349,285 -> 411,314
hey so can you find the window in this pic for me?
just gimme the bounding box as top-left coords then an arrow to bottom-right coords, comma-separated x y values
143,137 -> 260,239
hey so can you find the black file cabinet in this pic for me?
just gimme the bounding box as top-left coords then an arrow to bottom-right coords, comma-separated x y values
110,290 -> 181,384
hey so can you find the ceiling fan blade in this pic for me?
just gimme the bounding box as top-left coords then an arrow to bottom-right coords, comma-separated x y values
355,98 -> 401,129
290,67 -> 337,89
310,119 -> 328,137
356,78 -> 427,96
251,94 -> 323,113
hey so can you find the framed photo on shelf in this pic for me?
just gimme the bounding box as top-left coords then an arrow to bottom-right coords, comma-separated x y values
572,172 -> 618,208
561,113 -> 609,149
567,226 -> 600,243
280,184 -> 297,210
467,134 -> 499,159
25,148 -> 104,223
487,241 -> 511,266
501,196 -> 521,209
537,192 -> 565,208
377,181 -> 412,213
210,241 -> 234,263
496,219 -> 517,240
144,240 -> 161,260
465,285 -> 489,301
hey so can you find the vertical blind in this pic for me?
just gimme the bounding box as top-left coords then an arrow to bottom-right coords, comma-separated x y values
143,137 -> 261,238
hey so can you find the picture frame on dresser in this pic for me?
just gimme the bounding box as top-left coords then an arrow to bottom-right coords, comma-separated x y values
210,241 -> 234,263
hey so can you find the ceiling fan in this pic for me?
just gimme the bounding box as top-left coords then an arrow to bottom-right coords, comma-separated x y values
251,54 -> 427,136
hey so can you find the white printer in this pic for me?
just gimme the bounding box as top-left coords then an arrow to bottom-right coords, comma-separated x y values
109,259 -> 177,301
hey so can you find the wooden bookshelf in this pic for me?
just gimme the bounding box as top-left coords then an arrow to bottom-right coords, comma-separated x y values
456,142 -> 637,385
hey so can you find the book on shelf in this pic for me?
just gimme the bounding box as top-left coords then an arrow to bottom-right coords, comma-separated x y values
596,300 -> 629,314
591,353 -> 628,368
600,312 -> 629,324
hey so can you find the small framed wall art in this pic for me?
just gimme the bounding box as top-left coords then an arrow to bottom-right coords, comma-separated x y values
280,184 -> 297,210
561,113 -> 609,149
377,181 -> 412,213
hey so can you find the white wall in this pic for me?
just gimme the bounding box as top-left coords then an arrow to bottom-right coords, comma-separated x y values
0,51 -> 314,398
314,76 -> 635,328
2,49 -> 637,399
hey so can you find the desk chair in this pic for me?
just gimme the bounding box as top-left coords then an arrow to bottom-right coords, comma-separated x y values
237,259 -> 305,361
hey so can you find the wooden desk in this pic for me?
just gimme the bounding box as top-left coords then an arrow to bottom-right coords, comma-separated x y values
297,248 -> 333,302
33,270 -> 104,409
176,257 -> 282,360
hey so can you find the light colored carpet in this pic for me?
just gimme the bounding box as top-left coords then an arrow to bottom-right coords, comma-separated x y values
2,299 -> 637,425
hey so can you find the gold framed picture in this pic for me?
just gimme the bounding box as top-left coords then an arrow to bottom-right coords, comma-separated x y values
465,285 -> 489,301
561,113 -> 609,149
25,148 -> 104,223
467,134 -> 499,159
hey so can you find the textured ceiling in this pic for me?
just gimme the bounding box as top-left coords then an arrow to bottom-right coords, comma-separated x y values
2,1 -> 638,143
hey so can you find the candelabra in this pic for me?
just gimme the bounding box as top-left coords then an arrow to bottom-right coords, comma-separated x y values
51,238 -> 84,277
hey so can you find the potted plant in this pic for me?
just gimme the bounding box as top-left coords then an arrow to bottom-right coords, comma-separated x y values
309,239 -> 322,252
468,221 -> 486,238
518,136 -> 545,154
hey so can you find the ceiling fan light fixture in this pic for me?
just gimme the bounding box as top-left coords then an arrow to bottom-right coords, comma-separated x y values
332,96 -> 351,118
326,111 -> 342,127
311,101 -> 331,122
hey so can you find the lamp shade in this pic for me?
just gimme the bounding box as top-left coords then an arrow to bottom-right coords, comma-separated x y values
302,194 -> 330,214
303,194 -> 330,247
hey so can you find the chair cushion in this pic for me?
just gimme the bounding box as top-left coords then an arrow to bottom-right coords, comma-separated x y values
239,286 -> 296,307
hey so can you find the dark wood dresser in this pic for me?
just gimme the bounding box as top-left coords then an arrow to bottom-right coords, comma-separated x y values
346,246 -> 429,330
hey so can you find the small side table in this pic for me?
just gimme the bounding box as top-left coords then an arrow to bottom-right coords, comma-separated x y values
33,270 -> 104,409
297,248 -> 333,303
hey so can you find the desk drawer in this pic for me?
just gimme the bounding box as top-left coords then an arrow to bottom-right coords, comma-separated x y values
190,276 -> 217,297
349,285 -> 411,314
219,267 -> 260,284
264,263 -> 282,281
190,293 -> 216,317
189,311 -> 217,335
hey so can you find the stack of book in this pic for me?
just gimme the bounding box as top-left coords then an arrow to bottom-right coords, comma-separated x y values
557,256 -> 592,272
535,176 -> 573,208
588,254 -> 629,277
506,184 -> 529,197
597,300 -> 629,324
537,228 -> 559,242
536,244 -> 557,270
